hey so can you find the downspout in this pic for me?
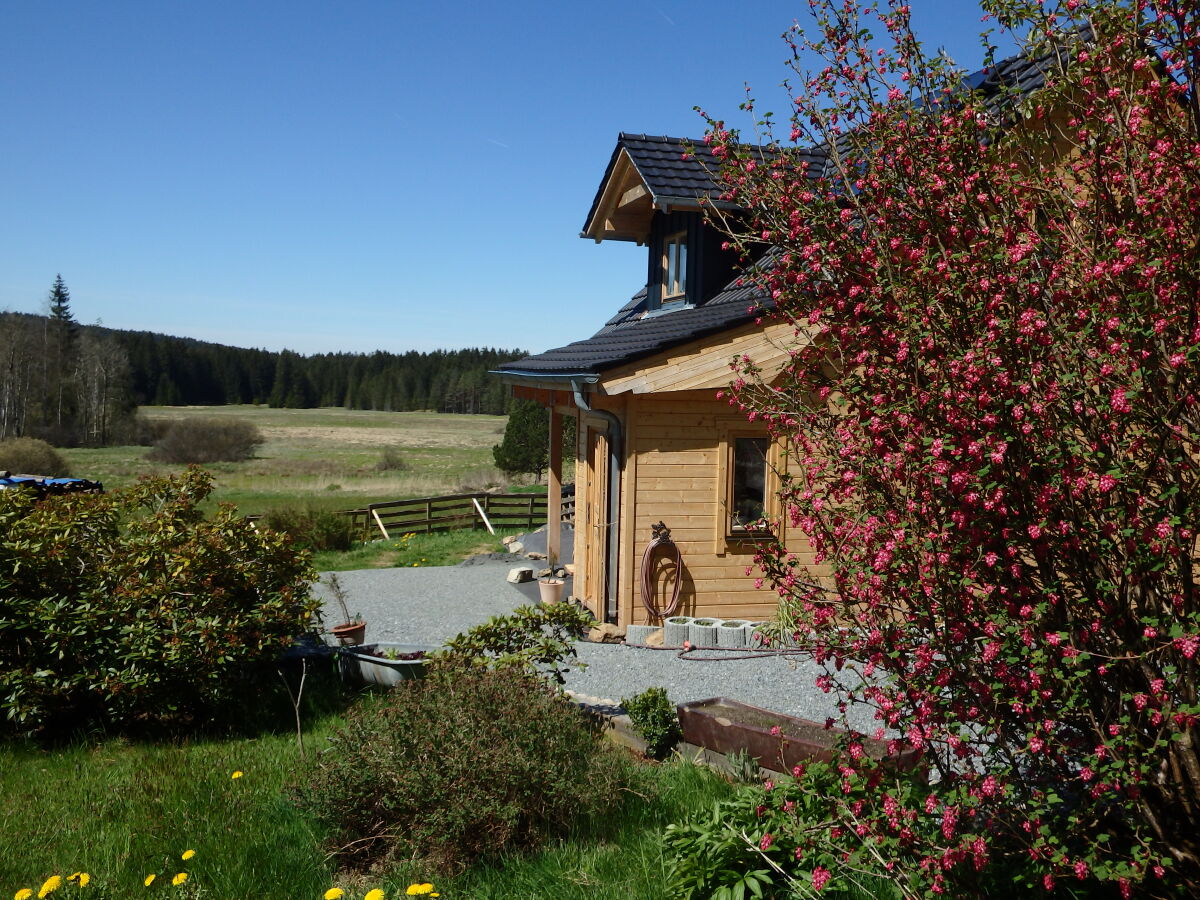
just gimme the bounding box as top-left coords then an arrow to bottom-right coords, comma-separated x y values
571,379 -> 622,624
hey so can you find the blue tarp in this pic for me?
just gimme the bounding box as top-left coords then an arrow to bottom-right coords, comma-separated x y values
0,474 -> 104,494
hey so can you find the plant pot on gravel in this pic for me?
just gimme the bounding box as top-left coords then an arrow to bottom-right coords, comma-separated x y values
331,621 -> 366,646
538,578 -> 565,605
717,620 -> 749,649
688,619 -> 721,649
625,624 -> 661,646
663,616 -> 693,648
325,573 -> 366,646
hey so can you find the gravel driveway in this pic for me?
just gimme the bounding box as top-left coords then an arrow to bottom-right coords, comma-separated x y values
312,557 -> 874,730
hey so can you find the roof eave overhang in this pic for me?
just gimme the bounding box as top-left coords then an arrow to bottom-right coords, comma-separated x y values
490,369 -> 603,391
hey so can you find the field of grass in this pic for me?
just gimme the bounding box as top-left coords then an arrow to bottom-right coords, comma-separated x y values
0,695 -> 742,899
60,405 -> 567,519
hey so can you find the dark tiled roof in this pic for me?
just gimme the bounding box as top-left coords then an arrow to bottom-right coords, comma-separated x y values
502,38 -> 1083,382
495,276 -> 770,378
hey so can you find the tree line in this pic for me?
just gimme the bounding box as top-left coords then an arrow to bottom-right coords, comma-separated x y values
1,277 -> 526,446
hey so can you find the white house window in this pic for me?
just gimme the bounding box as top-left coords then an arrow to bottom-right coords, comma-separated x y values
662,230 -> 687,301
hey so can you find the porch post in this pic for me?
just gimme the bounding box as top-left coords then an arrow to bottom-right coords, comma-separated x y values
547,404 -> 562,568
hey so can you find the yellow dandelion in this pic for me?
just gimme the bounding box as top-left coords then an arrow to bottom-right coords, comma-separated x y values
406,886 -> 436,897
67,873 -> 90,887
180,850 -> 195,861
231,770 -> 244,779
15,889 -> 34,900
324,890 -> 345,900
37,876 -> 62,898
171,873 -> 187,887
363,890 -> 386,900
143,875 -> 156,887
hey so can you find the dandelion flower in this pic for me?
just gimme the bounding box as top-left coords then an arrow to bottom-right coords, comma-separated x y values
37,876 -> 61,898
171,874 -> 187,887
15,890 -> 33,900
180,850 -> 195,861
406,886 -> 436,896
67,873 -> 90,887
363,890 -> 386,900
231,770 -> 244,779
143,875 -> 156,887
323,891 -> 345,900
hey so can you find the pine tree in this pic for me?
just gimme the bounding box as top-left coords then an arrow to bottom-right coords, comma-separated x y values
492,399 -> 549,480
45,274 -> 79,436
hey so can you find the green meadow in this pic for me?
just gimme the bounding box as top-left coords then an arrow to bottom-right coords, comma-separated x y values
61,406 -> 529,518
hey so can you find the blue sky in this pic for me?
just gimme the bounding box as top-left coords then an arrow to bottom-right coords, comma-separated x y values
1,1 -> 1006,357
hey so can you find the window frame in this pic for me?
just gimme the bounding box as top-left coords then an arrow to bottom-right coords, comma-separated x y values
714,421 -> 780,551
660,229 -> 688,302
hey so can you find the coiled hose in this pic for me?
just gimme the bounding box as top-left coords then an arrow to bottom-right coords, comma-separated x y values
640,521 -> 683,619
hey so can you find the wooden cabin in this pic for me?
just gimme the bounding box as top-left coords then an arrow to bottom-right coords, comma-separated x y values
494,134 -> 812,627
493,36 -> 1074,628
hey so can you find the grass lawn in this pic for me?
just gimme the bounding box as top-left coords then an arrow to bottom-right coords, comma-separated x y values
60,406 -> 567,519
0,698 -> 741,899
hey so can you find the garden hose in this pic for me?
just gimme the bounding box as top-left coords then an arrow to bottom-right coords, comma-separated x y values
639,521 -> 684,620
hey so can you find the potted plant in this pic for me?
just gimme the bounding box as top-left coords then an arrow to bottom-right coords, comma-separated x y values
325,573 -> 366,645
538,577 -> 565,605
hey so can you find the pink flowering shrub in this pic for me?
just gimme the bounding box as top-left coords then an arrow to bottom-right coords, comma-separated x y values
706,0 -> 1200,894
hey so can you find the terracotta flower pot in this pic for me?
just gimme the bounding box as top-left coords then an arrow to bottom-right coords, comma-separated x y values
331,621 -> 366,646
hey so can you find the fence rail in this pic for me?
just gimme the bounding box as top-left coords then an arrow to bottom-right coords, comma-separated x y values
346,486 -> 574,540
248,485 -> 574,540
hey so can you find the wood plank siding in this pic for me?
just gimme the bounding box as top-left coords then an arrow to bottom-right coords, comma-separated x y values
584,390 -> 818,626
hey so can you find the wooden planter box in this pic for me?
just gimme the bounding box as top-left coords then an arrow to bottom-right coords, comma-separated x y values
677,697 -> 922,774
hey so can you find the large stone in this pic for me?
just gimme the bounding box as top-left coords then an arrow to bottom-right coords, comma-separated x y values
506,566 -> 534,584
507,541 -> 525,555
527,551 -> 547,560
586,623 -> 626,644
501,535 -> 518,546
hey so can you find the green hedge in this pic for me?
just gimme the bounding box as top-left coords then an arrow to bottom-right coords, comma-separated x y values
0,468 -> 318,737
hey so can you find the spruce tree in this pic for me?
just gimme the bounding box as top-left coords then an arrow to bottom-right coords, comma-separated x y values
492,399 -> 549,480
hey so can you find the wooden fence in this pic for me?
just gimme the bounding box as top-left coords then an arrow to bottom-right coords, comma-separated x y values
346,484 -> 575,540
248,485 -> 574,540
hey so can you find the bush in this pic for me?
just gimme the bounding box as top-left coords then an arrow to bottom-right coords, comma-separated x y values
438,601 -> 596,683
0,469 -> 318,737
261,505 -> 356,552
665,761 -> 905,900
0,437 -> 70,476
621,687 -> 681,760
293,663 -> 630,873
146,417 -> 263,463
374,446 -> 408,472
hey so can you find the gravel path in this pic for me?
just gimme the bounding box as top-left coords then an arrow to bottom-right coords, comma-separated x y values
312,557 -> 874,730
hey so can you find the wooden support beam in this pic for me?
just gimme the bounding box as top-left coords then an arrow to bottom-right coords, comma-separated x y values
548,406 -> 562,568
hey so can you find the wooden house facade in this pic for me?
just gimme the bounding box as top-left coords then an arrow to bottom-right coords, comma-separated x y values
493,41 -> 1065,627
494,134 -> 814,627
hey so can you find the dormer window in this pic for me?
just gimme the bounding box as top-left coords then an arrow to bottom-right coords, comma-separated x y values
662,230 -> 688,301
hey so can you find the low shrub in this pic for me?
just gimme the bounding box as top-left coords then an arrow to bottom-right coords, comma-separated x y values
146,417 -> 263,464
0,437 -> 70,476
262,505 -> 355,552
374,446 -> 408,472
0,469 -> 319,737
293,662 -> 631,873
665,760 -> 904,900
621,686 -> 681,760
437,601 -> 596,683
